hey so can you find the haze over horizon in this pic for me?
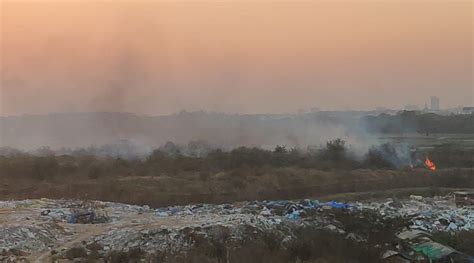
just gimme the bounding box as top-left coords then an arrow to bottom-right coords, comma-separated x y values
1,1 -> 472,116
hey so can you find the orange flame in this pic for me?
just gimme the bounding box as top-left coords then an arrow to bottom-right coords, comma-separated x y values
425,157 -> 436,171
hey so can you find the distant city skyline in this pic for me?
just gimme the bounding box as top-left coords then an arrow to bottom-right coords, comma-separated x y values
431,96 -> 440,111
1,1 -> 472,116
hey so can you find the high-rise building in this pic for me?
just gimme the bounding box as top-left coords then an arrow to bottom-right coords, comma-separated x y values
430,96 -> 440,110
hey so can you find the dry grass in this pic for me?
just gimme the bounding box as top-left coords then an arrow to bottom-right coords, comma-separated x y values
1,168 -> 472,207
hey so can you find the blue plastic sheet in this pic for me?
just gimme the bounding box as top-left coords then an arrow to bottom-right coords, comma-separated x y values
287,210 -> 301,220
321,201 -> 351,209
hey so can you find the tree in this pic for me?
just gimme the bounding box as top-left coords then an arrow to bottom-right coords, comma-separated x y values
323,139 -> 346,162
162,141 -> 181,156
273,145 -> 287,154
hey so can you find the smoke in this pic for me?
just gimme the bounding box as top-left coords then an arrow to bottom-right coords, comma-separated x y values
0,111 -> 386,157
0,110 -> 426,170
88,49 -> 148,112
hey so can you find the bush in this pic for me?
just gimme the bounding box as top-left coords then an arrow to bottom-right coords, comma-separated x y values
364,143 -> 398,169
322,139 -> 346,162
0,138 -> 472,184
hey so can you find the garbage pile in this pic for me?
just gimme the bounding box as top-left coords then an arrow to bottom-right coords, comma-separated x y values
0,199 -> 70,258
0,194 -> 472,261
0,199 -> 111,224
0,222 -> 67,255
356,194 -> 474,232
0,199 -> 115,261
382,229 -> 473,262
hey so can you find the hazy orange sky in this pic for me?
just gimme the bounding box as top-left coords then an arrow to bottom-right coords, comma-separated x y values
0,1 -> 472,115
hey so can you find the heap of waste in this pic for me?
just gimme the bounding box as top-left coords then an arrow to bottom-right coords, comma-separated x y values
0,193 -> 472,261
356,194 -> 474,232
382,229 -> 472,262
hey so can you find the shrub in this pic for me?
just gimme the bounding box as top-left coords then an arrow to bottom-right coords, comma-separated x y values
322,139 -> 346,162
364,143 -> 398,169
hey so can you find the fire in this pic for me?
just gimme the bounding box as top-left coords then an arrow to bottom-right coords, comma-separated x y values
424,157 -> 436,171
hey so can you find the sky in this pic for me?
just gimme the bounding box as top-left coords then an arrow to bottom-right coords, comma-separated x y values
0,0 -> 472,115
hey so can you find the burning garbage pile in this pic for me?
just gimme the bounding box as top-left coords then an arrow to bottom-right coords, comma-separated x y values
424,157 -> 436,171
0,194 -> 473,262
408,146 -> 438,172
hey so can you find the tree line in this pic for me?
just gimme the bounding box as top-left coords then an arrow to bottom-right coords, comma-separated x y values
363,111 -> 474,134
0,139 -> 472,181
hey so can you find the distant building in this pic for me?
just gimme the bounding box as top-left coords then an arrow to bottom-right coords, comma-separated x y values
430,96 -> 440,110
462,106 -> 474,114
